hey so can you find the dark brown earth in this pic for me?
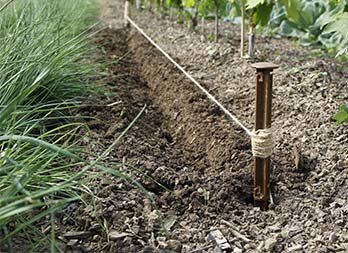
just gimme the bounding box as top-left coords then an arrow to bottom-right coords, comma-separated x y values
52,0 -> 348,252
56,25 -> 348,253
61,27 -> 255,253
1,0 -> 347,252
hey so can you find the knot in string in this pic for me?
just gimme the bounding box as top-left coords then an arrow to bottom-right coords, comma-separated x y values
251,128 -> 273,158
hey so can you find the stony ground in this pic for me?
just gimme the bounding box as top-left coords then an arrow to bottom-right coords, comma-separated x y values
55,0 -> 348,252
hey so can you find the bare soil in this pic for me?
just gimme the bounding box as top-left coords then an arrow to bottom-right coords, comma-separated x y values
61,26 -> 255,253
54,0 -> 348,252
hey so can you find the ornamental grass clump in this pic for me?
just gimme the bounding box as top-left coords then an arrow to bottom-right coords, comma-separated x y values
0,0 -> 102,250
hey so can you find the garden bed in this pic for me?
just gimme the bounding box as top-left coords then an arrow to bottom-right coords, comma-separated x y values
57,0 -> 348,252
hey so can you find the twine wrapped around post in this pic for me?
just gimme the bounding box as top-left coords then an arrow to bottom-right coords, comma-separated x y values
251,128 -> 273,158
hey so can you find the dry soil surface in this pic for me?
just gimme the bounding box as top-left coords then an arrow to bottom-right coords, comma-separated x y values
56,0 -> 348,252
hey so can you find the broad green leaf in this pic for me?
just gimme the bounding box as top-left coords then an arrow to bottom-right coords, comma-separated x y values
253,3 -> 273,26
183,0 -> 196,8
279,20 -> 304,37
333,105 -> 348,125
315,0 -> 345,29
323,12 -> 348,42
227,0 -> 241,17
336,47 -> 348,57
301,5 -> 314,26
246,0 -> 265,9
281,0 -> 301,22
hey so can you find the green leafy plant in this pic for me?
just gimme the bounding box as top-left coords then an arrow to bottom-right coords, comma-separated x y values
267,0 -> 348,57
145,0 -> 348,56
179,0 -> 227,40
334,105 -> 348,125
182,0 -> 202,29
200,0 -> 228,41
165,0 -> 185,22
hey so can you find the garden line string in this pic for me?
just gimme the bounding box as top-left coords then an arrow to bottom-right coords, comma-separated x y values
125,16 -> 273,158
125,16 -> 251,135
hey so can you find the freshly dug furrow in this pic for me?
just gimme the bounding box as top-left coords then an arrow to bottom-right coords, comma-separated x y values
96,0 -> 348,251
62,27 -> 255,252
62,16 -> 347,251
128,32 -> 253,172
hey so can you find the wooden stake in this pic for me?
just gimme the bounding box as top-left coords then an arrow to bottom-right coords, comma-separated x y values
214,10 -> 219,42
248,10 -> 255,57
169,7 -> 174,20
201,16 -> 205,34
240,0 -> 246,57
251,62 -> 278,210
136,0 -> 141,9
124,1 -> 130,28
248,29 -> 255,57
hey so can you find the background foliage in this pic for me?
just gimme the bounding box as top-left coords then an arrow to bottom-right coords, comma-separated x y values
145,0 -> 347,124
157,0 -> 348,57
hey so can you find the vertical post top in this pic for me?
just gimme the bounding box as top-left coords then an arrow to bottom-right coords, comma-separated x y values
251,62 -> 279,71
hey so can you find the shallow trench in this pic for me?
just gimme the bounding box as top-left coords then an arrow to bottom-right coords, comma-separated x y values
84,27 -> 257,251
59,24 -> 345,253
125,28 -> 259,197
78,4 -> 348,250
60,24 -> 319,253
127,30 -> 253,170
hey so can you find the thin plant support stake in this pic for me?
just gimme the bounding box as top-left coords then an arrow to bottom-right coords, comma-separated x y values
248,29 -> 255,57
124,1 -> 130,27
248,13 -> 255,57
136,0 -> 141,9
201,16 -> 205,34
251,62 -> 278,210
240,0 -> 246,57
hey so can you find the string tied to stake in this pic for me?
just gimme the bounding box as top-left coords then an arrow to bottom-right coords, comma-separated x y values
125,14 -> 276,159
124,12 -> 278,208
251,128 -> 273,158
